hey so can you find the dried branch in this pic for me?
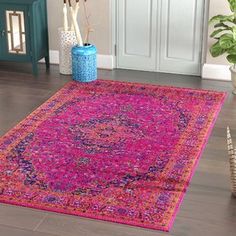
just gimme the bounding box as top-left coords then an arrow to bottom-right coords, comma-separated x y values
83,0 -> 94,44
63,0 -> 69,31
68,0 -> 83,46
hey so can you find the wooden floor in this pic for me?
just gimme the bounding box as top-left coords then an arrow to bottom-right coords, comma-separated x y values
0,62 -> 236,236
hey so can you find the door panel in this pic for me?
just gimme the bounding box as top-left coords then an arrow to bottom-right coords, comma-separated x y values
117,0 -> 158,71
159,0 -> 204,75
116,0 -> 205,75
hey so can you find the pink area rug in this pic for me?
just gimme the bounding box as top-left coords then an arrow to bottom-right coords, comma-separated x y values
0,80 -> 226,231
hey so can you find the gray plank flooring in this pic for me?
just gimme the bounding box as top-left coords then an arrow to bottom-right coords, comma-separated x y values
0,62 -> 235,236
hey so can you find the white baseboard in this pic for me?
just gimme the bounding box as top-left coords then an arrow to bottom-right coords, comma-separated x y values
40,50 -> 114,70
47,50 -> 59,64
202,64 -> 231,81
97,54 -> 114,70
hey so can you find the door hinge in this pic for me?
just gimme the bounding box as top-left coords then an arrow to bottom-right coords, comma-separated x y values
114,44 -> 117,56
200,50 -> 203,63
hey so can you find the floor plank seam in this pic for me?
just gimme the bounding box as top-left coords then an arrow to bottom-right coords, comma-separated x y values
33,214 -> 49,232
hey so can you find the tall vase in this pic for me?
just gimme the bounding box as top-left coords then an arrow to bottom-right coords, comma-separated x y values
72,44 -> 97,82
58,28 -> 77,75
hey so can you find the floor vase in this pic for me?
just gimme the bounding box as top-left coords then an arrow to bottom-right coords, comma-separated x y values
72,44 -> 97,82
58,28 -> 77,75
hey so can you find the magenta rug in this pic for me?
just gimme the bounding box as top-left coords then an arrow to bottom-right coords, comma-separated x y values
0,80 -> 226,231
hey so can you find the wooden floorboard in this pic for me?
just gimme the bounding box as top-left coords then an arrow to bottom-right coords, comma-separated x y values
0,62 -> 235,236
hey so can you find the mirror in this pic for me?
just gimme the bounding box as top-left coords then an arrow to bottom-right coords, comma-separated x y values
6,10 -> 26,54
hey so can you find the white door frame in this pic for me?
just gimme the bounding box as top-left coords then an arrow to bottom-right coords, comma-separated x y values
201,0 -> 210,68
109,0 -> 118,69
110,0 -> 210,75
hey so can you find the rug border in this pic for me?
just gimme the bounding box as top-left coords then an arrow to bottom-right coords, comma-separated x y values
98,79 -> 228,95
167,91 -> 227,231
0,82 -> 72,141
0,199 -> 170,232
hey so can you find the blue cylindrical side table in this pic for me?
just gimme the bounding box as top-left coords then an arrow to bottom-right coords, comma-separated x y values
72,44 -> 97,82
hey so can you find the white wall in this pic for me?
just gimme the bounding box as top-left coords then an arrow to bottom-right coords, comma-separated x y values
206,0 -> 231,65
46,0 -> 111,55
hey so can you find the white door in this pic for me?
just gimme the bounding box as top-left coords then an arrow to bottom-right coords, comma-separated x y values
159,0 -> 205,75
116,0 -> 205,75
117,0 -> 158,71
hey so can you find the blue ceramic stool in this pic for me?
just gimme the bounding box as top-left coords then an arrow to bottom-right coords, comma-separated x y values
72,44 -> 97,82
